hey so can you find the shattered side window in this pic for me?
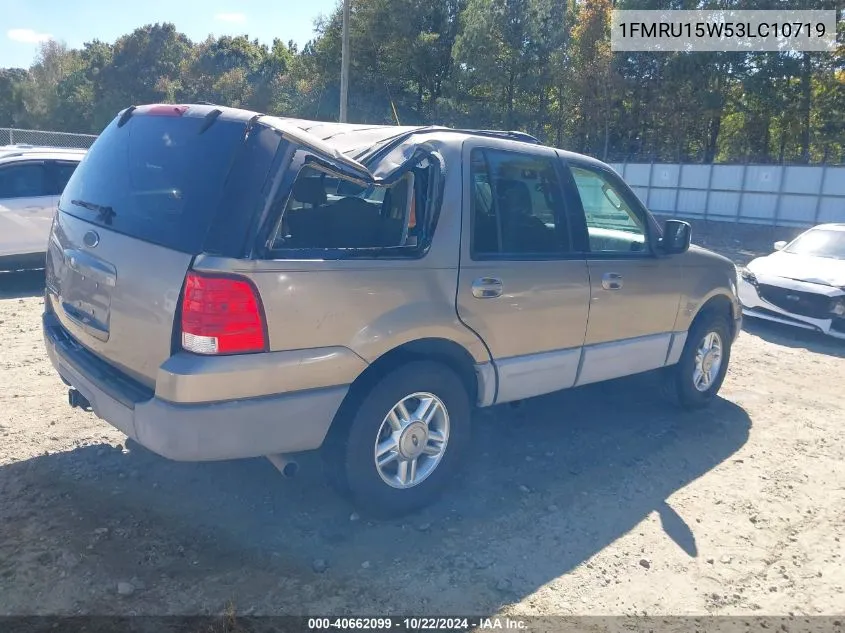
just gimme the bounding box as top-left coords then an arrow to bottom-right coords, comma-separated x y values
269,165 -> 413,252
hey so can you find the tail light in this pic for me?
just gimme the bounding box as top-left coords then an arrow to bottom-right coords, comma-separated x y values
142,104 -> 190,116
180,272 -> 267,355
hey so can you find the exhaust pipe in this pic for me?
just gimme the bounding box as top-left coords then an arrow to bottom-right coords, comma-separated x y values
266,453 -> 299,478
68,388 -> 91,410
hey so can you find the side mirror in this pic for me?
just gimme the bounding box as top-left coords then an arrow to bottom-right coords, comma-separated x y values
659,219 -> 691,255
773,240 -> 787,251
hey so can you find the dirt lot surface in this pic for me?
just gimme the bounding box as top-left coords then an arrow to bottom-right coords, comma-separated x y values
1,238 -> 844,621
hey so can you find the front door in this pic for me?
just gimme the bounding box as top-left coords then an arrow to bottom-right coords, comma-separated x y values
561,160 -> 683,386
456,140 -> 590,404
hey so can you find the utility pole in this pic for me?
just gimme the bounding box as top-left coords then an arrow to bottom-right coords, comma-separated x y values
339,0 -> 350,122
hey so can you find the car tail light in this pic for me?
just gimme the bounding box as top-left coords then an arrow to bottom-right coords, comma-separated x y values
143,104 -> 190,116
180,272 -> 267,355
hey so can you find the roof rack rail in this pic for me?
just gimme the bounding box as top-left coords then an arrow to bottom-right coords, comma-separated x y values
463,129 -> 542,144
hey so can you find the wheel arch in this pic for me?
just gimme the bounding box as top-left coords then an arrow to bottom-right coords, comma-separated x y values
328,337 -> 481,437
669,292 -> 735,410
690,293 -> 737,339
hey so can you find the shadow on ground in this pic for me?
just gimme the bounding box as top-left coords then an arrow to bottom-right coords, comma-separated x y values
0,372 -> 750,615
0,269 -> 45,299
741,315 -> 845,359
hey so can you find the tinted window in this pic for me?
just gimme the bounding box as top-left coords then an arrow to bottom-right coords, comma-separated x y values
0,162 -> 50,199
59,114 -> 248,253
51,161 -> 79,195
470,148 -> 570,257
569,165 -> 646,254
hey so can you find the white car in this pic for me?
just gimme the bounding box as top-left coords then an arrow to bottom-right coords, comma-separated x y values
0,146 -> 86,271
738,223 -> 845,339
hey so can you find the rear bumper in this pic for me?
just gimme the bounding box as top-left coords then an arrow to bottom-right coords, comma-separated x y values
43,313 -> 348,461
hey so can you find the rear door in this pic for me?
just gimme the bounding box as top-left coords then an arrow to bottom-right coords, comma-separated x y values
561,159 -> 683,386
46,107 -> 281,388
456,140 -> 590,404
0,160 -> 57,257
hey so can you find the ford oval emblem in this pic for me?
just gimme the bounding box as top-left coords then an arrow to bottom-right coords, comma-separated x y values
83,230 -> 100,248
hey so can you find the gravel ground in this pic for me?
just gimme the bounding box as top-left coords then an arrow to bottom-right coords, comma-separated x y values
1,240 -> 844,622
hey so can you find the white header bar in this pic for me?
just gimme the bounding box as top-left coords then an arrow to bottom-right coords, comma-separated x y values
611,10 -> 838,52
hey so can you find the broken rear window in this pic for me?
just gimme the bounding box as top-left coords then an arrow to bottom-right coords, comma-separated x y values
268,165 -> 418,254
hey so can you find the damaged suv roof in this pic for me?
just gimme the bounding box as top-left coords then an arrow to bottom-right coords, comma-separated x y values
121,104 -> 544,177
118,103 -> 600,182
262,115 -> 546,180
272,117 -> 424,156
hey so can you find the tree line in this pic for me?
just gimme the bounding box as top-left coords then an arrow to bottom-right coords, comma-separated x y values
1,0 -> 843,164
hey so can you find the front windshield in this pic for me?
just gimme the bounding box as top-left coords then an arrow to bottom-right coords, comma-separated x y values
785,229 -> 845,260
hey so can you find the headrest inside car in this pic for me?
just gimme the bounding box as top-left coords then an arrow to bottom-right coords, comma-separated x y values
292,177 -> 328,206
496,179 -> 532,215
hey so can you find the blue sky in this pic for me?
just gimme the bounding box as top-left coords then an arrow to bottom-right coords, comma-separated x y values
1,0 -> 338,68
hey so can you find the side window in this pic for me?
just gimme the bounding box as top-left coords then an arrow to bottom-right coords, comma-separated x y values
51,161 -> 79,195
0,163 -> 50,199
269,165 -> 416,252
568,165 -> 647,254
470,148 -> 570,258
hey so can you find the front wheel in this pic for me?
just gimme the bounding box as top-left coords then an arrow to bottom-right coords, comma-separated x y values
669,314 -> 732,409
324,361 -> 471,517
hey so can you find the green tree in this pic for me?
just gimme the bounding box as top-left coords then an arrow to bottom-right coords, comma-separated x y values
0,68 -> 28,127
568,0 -> 615,158
21,41 -> 83,130
0,1 -> 842,164
97,23 -> 192,113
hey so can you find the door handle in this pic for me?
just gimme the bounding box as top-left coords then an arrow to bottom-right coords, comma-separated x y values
472,277 -> 503,299
601,272 -> 623,290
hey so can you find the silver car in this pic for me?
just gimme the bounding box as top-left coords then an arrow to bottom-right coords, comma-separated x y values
43,104 -> 741,516
0,146 -> 85,271
739,224 -> 845,339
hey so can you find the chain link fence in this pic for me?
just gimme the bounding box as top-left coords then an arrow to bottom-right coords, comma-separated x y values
1,128 -> 97,149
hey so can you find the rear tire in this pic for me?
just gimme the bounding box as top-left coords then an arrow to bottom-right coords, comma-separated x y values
669,314 -> 732,410
323,361 -> 471,518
